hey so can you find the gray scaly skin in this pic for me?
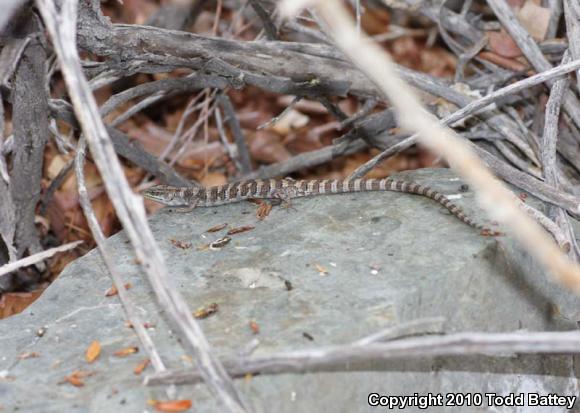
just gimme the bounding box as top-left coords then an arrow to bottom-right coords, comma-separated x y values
142,178 -> 498,234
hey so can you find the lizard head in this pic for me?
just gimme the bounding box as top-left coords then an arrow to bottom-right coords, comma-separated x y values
141,185 -> 200,207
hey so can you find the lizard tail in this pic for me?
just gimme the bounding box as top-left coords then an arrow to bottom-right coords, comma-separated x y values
358,179 -> 499,235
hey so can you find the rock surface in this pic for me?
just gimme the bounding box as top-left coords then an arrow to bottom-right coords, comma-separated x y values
0,168 -> 579,412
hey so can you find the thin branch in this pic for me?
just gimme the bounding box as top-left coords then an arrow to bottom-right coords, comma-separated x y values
0,240 -> 83,278
216,93 -> 252,175
75,137 -> 166,373
349,57 -> 580,180
51,102 -> 191,187
564,0 -> 580,91
145,329 -> 580,386
257,96 -> 302,130
40,157 -> 74,215
540,51 -> 579,258
99,75 -> 229,119
486,0 -> 580,130
35,1 -> 249,411
353,317 -> 446,346
249,0 -> 279,40
339,97 -> 377,129
282,0 -> 580,293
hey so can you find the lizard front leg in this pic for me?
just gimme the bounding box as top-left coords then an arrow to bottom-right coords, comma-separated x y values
167,199 -> 199,213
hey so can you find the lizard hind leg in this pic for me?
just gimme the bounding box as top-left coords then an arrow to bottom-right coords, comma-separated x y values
271,187 -> 300,211
272,193 -> 295,211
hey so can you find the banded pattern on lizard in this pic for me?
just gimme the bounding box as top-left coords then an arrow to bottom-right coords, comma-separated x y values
142,178 -> 495,233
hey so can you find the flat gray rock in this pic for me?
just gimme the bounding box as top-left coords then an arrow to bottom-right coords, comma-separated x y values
1,168 -> 579,412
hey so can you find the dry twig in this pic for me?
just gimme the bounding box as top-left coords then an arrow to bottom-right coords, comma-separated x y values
35,0 -> 248,411
281,0 -> 580,293
146,328 -> 580,386
0,240 -> 83,278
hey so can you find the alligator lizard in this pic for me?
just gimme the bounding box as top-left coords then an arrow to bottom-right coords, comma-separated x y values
142,178 -> 496,234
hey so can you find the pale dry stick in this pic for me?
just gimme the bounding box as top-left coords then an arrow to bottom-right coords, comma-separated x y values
170,94 -> 219,167
201,89 -> 214,177
110,93 -> 164,128
257,96 -> 302,130
564,0 -> 580,91
371,26 -> 431,43
540,51 -> 579,259
248,0 -> 278,40
146,330 -> 580,386
159,90 -> 207,161
546,0 -> 563,40
515,197 -> 571,251
35,1 -> 248,411
216,93 -> 252,174
75,137 -> 166,373
486,0 -> 580,130
98,75 -> 228,127
0,240 -> 83,278
353,317 -> 446,346
214,107 -> 240,170
350,57 -> 580,179
281,0 -> 580,293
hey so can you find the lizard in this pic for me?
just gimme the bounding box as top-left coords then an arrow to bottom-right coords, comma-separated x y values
142,178 -> 498,234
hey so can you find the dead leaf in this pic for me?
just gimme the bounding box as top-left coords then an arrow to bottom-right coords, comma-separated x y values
517,1 -> 550,40
269,109 -> 310,135
314,263 -> 329,276
148,399 -> 193,412
61,370 -> 92,387
47,154 -> 71,180
18,352 -> 40,360
206,223 -> 228,233
199,172 -> 227,188
249,320 -> 260,334
105,285 -> 118,297
477,51 -> 528,72
134,358 -> 150,375
113,346 -> 139,357
0,290 -> 43,319
193,303 -> 219,319
227,225 -> 255,235
487,29 -> 522,58
169,239 -> 192,249
256,201 -> 272,220
125,321 -> 155,329
105,283 -> 132,297
85,341 -> 101,364
64,374 -> 85,387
